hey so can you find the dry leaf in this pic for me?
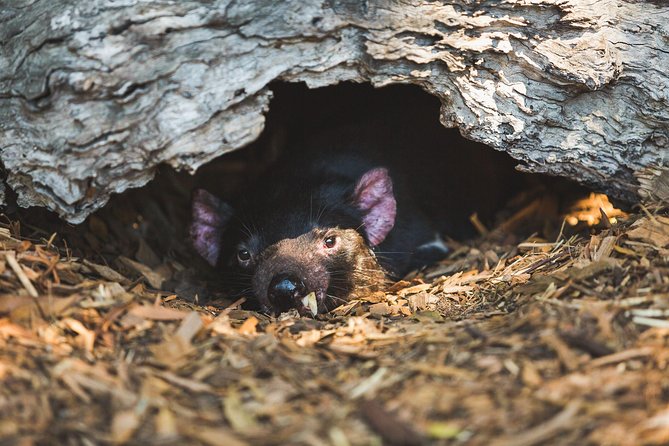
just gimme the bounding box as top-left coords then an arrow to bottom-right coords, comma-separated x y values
128,304 -> 190,321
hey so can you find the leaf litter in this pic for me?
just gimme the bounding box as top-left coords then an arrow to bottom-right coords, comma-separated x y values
1,184 -> 668,446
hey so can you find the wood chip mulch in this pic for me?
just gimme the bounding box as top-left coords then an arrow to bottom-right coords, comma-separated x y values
1,197 -> 668,445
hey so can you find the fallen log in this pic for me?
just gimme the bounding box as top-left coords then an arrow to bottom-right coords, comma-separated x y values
1,0 -> 667,222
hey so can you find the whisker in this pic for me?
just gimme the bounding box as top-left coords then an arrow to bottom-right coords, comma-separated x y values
316,202 -> 330,225
328,268 -> 385,276
309,192 -> 313,224
326,294 -> 349,304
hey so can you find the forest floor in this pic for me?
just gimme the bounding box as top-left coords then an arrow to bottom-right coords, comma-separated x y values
1,179 -> 668,446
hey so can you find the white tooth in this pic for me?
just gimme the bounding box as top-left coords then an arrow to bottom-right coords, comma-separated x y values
306,292 -> 318,316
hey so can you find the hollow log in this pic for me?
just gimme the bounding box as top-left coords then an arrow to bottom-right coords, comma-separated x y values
1,0 -> 668,223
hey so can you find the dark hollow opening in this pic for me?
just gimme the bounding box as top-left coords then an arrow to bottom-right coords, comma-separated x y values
199,82 -> 526,240
195,82 -> 592,241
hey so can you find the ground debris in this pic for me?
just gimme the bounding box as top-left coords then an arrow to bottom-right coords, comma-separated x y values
1,198 -> 668,445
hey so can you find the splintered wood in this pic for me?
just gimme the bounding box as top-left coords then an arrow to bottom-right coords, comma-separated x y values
1,204 -> 668,445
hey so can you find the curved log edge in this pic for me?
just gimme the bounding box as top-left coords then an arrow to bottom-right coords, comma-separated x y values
1,0 -> 668,223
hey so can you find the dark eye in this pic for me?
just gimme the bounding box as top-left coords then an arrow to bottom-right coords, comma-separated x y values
324,236 -> 337,249
237,249 -> 251,263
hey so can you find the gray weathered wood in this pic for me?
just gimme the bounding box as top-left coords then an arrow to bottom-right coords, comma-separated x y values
1,0 -> 668,223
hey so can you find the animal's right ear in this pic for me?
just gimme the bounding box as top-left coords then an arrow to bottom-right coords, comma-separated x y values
190,189 -> 234,266
352,167 -> 397,246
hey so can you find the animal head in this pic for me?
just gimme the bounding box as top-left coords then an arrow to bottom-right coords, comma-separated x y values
189,167 -> 396,315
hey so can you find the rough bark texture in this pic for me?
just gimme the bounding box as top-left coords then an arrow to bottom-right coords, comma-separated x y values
1,0 -> 668,223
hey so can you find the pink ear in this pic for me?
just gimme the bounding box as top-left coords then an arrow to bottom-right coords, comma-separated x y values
353,168 -> 397,246
190,189 -> 233,266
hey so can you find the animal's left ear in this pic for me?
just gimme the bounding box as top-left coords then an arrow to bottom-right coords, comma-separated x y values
352,167 -> 397,246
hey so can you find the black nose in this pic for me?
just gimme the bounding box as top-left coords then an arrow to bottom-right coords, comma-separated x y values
268,275 -> 306,306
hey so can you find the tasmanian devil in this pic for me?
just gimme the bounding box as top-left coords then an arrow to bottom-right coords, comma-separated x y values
190,147 -> 449,317
189,85 -> 522,317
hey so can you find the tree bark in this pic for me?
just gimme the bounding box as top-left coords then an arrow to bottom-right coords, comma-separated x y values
1,0 -> 668,223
